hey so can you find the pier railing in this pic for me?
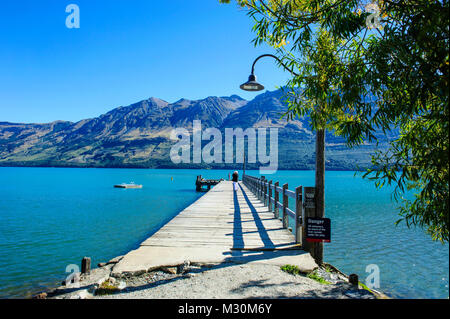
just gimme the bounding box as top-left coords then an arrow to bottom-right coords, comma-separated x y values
242,174 -> 316,248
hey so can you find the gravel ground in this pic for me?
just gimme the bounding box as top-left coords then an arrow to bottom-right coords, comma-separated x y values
93,262 -> 375,299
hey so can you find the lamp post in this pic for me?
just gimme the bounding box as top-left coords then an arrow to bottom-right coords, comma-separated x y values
240,54 -> 325,265
240,54 -> 299,91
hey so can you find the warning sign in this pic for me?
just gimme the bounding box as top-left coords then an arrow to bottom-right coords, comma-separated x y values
306,217 -> 331,243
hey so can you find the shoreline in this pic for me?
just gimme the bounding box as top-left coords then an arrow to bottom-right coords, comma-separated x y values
0,166 -> 370,172
35,254 -> 389,299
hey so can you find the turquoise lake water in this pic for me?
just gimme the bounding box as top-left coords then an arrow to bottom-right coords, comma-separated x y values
0,167 -> 448,298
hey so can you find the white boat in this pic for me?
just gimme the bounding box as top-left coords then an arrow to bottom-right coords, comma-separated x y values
114,182 -> 142,189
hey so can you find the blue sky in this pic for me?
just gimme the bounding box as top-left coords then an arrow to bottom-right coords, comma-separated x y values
0,0 -> 292,123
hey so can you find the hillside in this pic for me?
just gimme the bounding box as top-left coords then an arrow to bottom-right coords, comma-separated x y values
0,90 -> 392,170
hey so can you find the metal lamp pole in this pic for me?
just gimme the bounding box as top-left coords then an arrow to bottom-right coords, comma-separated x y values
240,54 -> 325,264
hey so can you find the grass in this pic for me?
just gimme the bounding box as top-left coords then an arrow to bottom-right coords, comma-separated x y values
280,264 -> 302,275
280,264 -> 331,285
358,281 -> 375,293
280,264 -> 386,298
306,272 -> 331,285
95,280 -> 120,296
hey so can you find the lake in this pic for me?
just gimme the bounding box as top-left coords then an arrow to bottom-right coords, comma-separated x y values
0,167 -> 448,298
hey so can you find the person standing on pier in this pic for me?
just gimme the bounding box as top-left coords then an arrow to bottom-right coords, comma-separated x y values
232,171 -> 239,191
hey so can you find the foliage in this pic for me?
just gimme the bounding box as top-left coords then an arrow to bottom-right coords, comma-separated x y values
220,0 -> 449,242
358,280 -> 374,293
281,264 -> 331,284
306,271 -> 331,285
324,264 -> 332,273
280,264 -> 302,275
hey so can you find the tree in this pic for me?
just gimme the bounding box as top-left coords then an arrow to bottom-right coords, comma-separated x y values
220,0 -> 449,242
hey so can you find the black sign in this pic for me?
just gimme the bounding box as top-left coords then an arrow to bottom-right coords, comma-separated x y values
306,217 -> 331,243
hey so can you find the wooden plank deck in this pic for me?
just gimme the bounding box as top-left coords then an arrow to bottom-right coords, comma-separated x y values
112,181 -> 316,276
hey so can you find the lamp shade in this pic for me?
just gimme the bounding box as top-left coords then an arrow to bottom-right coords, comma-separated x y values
239,74 -> 264,91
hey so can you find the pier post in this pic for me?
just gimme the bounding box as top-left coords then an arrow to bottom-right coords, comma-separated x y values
257,178 -> 260,199
349,274 -> 359,287
263,178 -> 267,206
260,176 -> 265,201
282,183 -> 288,228
196,175 -> 202,192
262,179 -> 265,205
295,186 -> 303,244
81,257 -> 91,274
268,180 -> 272,212
274,182 -> 279,219
262,176 -> 266,201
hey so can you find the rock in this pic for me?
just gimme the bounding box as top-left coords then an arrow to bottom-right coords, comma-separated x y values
77,289 -> 93,299
108,277 -> 116,284
117,281 -> 127,290
33,292 -> 47,299
56,288 -> 94,300
79,265 -> 112,286
107,255 -> 124,265
88,284 -> 99,294
177,260 -> 191,274
62,272 -> 81,286
161,267 -> 178,275
71,272 -> 81,284
344,291 -> 361,299
98,262 -> 107,267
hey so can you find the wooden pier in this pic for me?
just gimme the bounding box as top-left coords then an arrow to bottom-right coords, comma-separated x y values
111,176 -> 318,276
195,175 -> 223,192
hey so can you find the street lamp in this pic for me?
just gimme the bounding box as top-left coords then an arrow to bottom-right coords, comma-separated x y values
240,74 -> 264,91
240,54 -> 298,92
239,54 -> 325,265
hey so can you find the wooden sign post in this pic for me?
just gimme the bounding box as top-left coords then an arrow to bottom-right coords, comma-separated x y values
302,187 -> 326,264
295,186 -> 303,244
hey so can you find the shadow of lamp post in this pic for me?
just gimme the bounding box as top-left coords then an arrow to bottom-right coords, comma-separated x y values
240,54 -> 325,265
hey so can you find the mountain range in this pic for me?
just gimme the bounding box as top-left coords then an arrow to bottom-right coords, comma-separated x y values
0,89 -> 395,170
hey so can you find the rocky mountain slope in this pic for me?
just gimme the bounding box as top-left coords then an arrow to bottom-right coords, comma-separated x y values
0,90 -> 392,169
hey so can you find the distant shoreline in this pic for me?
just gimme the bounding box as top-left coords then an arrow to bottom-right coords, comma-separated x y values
0,165 -> 369,172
